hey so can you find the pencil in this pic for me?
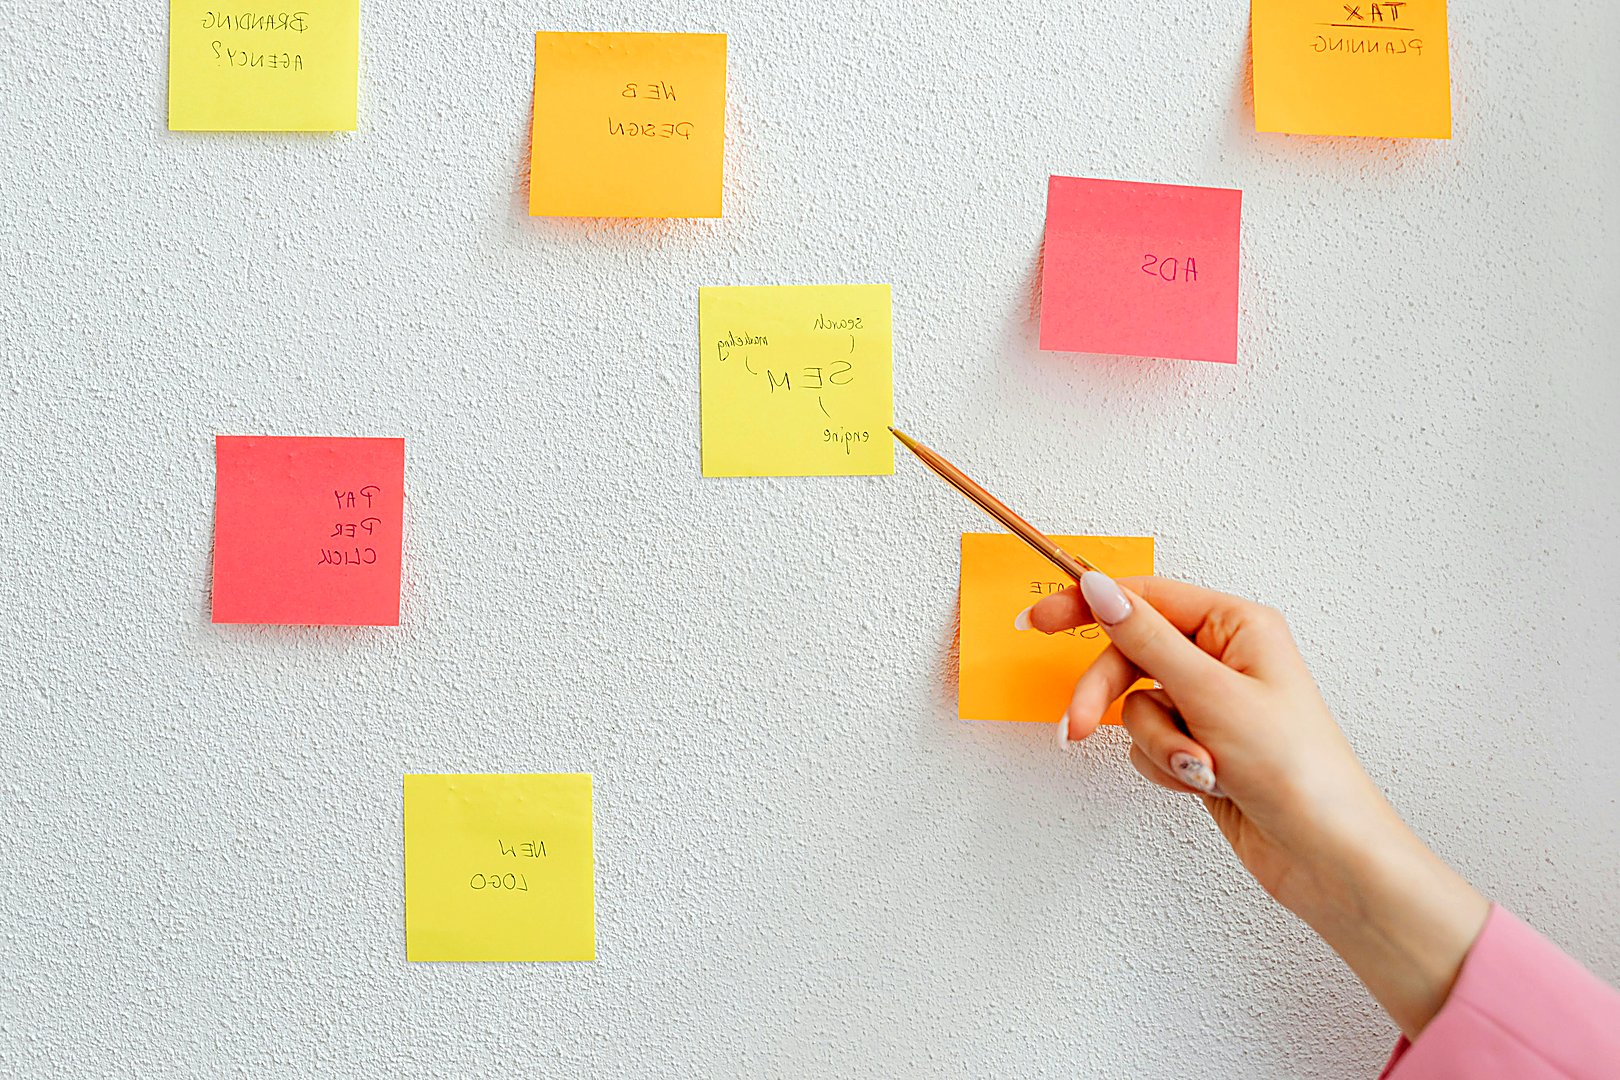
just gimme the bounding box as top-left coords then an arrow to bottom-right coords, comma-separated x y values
889,426 -> 1102,581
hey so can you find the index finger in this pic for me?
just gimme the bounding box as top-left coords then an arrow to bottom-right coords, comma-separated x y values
1029,575 -> 1235,636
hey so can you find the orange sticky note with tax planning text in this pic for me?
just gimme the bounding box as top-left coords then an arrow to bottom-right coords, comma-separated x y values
1250,0 -> 1452,139
958,534 -> 1155,725
212,435 -> 404,625
530,31 -> 727,218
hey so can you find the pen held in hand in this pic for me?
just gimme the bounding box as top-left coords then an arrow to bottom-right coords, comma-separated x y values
888,426 -> 1103,583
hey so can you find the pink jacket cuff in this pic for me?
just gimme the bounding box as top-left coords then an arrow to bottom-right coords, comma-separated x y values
1378,904 -> 1620,1079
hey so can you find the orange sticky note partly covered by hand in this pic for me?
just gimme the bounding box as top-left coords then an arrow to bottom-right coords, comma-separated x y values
212,435 -> 404,625
958,534 -> 1155,725
1039,176 -> 1242,364
168,1 -> 360,131
1251,0 -> 1452,139
530,31 -> 727,218
404,774 -> 596,962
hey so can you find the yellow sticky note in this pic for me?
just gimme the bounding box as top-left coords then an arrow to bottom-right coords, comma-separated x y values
168,2 -> 359,131
958,534 -> 1155,724
403,774 -> 595,962
1251,0 -> 1451,139
530,32 -> 726,218
699,284 -> 894,477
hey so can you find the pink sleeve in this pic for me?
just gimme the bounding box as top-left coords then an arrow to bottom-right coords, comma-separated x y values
1379,904 -> 1620,1079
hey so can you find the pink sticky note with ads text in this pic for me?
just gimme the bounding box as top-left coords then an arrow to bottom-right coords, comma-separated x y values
212,435 -> 405,625
1039,176 -> 1242,364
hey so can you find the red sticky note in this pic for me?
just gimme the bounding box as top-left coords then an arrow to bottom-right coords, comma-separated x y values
212,435 -> 405,626
1039,176 -> 1243,364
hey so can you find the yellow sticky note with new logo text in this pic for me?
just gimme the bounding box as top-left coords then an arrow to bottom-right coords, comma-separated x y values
403,774 -> 595,962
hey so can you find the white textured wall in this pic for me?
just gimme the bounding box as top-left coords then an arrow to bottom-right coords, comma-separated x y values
2,1 -> 1618,1076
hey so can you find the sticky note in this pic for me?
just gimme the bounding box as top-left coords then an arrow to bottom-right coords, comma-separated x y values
958,534 -> 1155,725
1039,176 -> 1242,365
403,774 -> 596,962
211,435 -> 403,625
699,284 -> 894,477
1251,0 -> 1451,139
530,32 -> 727,218
168,2 -> 359,131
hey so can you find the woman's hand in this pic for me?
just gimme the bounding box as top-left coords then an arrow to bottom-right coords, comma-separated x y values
1028,572 -> 1491,1039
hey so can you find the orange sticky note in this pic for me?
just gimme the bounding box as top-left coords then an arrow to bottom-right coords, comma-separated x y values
1251,0 -> 1452,139
958,534 -> 1155,725
1039,176 -> 1242,365
530,31 -> 727,218
212,435 -> 404,625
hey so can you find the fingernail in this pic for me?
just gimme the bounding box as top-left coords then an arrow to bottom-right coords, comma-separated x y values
1170,752 -> 1226,798
1079,571 -> 1132,625
1013,605 -> 1035,631
1056,712 -> 1072,746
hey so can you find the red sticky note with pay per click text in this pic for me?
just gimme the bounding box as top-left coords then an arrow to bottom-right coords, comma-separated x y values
212,435 -> 405,625
1039,176 -> 1243,364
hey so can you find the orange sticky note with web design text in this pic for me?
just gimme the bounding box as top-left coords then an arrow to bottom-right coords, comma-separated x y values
1251,0 -> 1452,139
958,534 -> 1154,725
530,31 -> 726,218
212,435 -> 404,625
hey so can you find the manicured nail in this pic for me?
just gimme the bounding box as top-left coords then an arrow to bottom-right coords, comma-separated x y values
1056,712 -> 1072,746
1013,605 -> 1035,631
1170,752 -> 1226,798
1079,571 -> 1132,625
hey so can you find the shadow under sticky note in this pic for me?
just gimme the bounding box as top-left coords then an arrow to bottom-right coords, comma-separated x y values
1040,176 -> 1242,365
699,284 -> 894,477
530,31 -> 727,218
1251,0 -> 1452,139
958,533 -> 1155,724
403,774 -> 596,962
211,435 -> 404,626
168,1 -> 359,131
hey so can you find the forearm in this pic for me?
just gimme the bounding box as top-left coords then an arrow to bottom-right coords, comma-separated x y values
1291,813 -> 1491,1039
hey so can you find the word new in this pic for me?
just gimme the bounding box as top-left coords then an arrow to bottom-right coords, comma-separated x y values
1142,255 -> 1198,282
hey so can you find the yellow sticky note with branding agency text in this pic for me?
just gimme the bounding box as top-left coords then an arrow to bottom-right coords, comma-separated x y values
1251,0 -> 1451,138
531,32 -> 726,218
958,534 -> 1155,724
168,1 -> 359,131
699,284 -> 893,477
403,774 -> 595,962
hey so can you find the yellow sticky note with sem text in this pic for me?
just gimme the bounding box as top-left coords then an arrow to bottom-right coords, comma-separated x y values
168,1 -> 359,131
958,534 -> 1155,725
699,284 -> 894,477
1251,0 -> 1451,138
403,774 -> 595,962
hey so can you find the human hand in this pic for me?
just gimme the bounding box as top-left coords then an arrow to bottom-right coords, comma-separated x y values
1027,572 -> 1489,1037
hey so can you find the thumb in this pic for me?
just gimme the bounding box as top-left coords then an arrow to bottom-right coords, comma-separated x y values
1080,571 -> 1232,693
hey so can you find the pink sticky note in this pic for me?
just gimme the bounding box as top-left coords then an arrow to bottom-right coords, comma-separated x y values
212,435 -> 405,626
1039,176 -> 1243,364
